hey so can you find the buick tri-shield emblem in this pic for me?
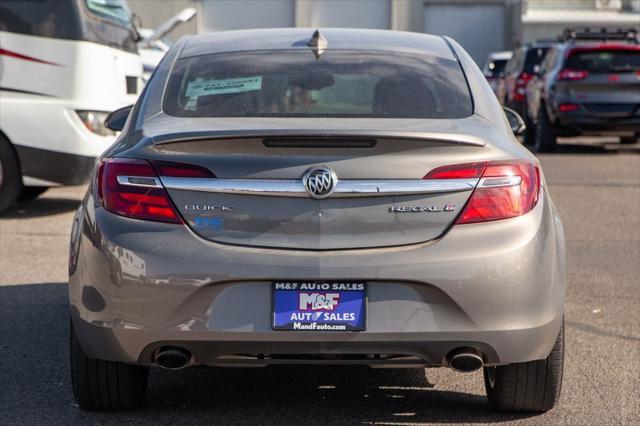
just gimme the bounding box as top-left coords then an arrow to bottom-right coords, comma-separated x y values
303,167 -> 337,199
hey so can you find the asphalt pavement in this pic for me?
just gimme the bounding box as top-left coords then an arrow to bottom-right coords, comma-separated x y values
0,137 -> 638,425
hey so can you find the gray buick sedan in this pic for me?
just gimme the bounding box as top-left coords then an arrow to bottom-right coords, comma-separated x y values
68,28 -> 566,412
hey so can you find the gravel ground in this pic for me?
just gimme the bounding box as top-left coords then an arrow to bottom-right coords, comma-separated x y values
1,138 -> 638,425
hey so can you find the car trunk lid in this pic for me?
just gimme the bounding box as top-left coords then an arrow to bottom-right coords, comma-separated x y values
128,116 -> 497,250
157,137 -> 479,250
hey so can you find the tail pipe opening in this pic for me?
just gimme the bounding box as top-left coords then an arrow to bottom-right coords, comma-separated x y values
446,347 -> 484,373
154,346 -> 191,370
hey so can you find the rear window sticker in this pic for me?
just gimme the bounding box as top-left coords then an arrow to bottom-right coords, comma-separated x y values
185,76 -> 263,97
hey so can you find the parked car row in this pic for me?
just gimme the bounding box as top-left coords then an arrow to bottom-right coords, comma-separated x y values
484,28 -> 640,151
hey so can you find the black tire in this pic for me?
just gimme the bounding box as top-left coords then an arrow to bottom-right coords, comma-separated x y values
70,321 -> 148,411
0,136 -> 23,213
533,105 -> 557,152
484,319 -> 564,413
620,136 -> 638,145
523,112 -> 536,146
19,186 -> 48,201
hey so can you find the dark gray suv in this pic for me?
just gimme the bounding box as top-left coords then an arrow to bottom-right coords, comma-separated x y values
526,29 -> 640,151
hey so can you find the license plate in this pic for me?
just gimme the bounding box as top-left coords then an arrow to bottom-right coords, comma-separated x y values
272,281 -> 366,331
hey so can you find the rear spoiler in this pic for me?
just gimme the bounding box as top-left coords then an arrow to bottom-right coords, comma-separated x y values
150,129 -> 486,147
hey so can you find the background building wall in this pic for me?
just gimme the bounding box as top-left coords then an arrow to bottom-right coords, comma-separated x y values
129,0 -> 523,64
422,0 -> 522,64
296,0 -> 391,29
199,0 -> 295,32
522,0 -> 640,43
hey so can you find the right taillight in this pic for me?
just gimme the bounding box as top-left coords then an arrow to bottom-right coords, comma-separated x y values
558,69 -> 588,81
425,160 -> 541,224
559,103 -> 580,112
97,158 -> 214,224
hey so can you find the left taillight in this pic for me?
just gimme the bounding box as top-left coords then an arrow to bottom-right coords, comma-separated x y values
425,160 -> 541,224
97,158 -> 212,224
512,72 -> 532,101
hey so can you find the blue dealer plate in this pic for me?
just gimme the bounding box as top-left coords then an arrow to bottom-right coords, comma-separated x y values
272,281 -> 366,331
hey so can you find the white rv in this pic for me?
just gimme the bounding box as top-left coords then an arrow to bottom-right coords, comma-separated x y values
0,0 -> 142,211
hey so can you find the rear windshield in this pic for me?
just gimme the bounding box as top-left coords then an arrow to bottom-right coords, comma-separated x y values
524,47 -> 549,73
565,49 -> 640,73
163,50 -> 473,118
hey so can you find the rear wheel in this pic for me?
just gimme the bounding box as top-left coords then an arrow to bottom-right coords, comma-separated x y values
620,135 -> 639,145
19,186 -> 48,200
70,321 -> 148,411
533,105 -> 557,152
0,137 -> 23,213
484,319 -> 564,412
523,112 -> 536,146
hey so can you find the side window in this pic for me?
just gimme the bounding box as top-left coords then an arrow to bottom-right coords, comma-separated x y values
518,51 -> 526,71
551,48 -> 566,73
0,0 -> 79,39
84,0 -> 132,28
504,58 -> 513,74
505,50 -> 520,74
512,50 -> 524,73
539,49 -> 556,75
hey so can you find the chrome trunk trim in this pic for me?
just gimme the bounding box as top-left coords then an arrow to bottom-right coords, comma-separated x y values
116,176 -> 163,188
477,176 -> 522,188
159,177 -> 478,197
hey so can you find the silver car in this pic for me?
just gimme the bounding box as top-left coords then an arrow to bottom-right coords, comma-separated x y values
69,28 -> 566,412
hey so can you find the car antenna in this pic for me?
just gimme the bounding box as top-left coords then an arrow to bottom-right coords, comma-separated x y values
307,29 -> 327,59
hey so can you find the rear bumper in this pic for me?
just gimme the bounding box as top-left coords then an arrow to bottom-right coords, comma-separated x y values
15,145 -> 96,186
72,314 -> 561,367
556,107 -> 640,133
69,190 -> 566,367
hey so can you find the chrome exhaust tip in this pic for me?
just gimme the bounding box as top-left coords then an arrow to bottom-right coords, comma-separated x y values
447,348 -> 484,373
154,347 -> 191,370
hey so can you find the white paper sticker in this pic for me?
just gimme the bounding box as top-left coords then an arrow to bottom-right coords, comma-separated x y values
185,76 -> 263,97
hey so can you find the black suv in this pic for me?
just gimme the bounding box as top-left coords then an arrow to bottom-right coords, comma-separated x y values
525,29 -> 640,151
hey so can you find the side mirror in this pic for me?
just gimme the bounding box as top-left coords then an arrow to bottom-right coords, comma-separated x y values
503,107 -> 526,137
104,105 -> 133,132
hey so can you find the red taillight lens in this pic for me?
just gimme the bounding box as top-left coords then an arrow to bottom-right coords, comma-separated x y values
458,161 -> 540,224
152,161 -> 215,178
559,103 -> 579,112
558,69 -> 588,81
512,72 -> 532,102
424,162 -> 488,179
425,160 -> 541,224
97,158 -> 182,223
